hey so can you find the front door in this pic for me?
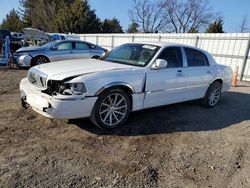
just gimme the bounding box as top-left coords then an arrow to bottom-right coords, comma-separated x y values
49,41 -> 74,62
144,47 -> 187,108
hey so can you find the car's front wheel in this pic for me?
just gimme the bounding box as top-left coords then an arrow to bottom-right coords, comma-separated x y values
202,81 -> 222,108
31,56 -> 49,67
90,88 -> 131,129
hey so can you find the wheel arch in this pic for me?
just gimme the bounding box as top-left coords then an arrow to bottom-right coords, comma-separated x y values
95,82 -> 135,96
32,54 -> 50,60
95,82 -> 135,108
91,55 -> 100,59
210,77 -> 223,86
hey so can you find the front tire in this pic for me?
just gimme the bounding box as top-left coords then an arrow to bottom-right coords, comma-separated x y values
31,56 -> 49,67
90,88 -> 131,129
202,81 -> 222,108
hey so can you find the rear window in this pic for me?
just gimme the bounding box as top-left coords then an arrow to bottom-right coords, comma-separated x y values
185,48 -> 209,67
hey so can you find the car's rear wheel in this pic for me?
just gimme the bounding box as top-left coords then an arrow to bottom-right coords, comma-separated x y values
90,88 -> 131,129
92,56 -> 100,59
202,81 -> 222,108
31,56 -> 49,67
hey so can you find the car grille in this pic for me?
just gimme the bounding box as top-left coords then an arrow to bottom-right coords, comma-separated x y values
28,69 -> 48,89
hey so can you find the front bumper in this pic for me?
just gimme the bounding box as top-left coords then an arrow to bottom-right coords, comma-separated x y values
20,78 -> 98,119
15,54 -> 32,67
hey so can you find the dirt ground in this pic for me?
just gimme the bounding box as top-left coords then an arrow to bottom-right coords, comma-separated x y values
0,69 -> 250,188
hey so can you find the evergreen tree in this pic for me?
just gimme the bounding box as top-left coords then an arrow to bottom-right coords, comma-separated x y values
101,18 -> 123,33
0,9 -> 24,32
19,0 -> 102,33
207,18 -> 224,33
19,0 -> 67,32
69,0 -> 102,33
127,21 -> 139,33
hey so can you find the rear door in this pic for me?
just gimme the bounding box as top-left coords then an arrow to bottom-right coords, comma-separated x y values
182,47 -> 215,100
144,47 -> 187,108
72,42 -> 92,59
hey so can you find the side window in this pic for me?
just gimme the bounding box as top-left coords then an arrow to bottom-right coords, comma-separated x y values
57,42 -> 73,50
185,48 -> 209,67
158,47 -> 183,68
60,35 -> 66,40
75,42 -> 90,50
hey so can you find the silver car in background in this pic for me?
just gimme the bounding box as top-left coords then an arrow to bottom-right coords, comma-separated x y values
15,40 -> 107,67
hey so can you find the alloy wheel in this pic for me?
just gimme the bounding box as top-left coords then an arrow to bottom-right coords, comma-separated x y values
99,93 -> 128,127
36,56 -> 48,64
208,84 -> 221,106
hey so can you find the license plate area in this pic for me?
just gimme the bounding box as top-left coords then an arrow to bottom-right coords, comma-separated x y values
27,94 -> 49,111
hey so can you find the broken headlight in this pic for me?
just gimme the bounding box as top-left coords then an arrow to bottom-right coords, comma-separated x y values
60,82 -> 87,95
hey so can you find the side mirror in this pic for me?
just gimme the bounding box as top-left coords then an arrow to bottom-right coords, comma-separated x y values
51,46 -> 58,50
152,59 -> 168,70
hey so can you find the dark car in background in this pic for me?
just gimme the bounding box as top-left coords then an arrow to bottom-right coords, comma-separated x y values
0,29 -> 22,53
15,40 -> 108,67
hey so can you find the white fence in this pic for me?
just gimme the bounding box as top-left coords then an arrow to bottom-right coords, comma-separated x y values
79,33 -> 250,81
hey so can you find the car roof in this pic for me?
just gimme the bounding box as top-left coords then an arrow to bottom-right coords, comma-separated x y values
55,40 -> 92,43
131,41 -> 205,52
54,39 -> 82,42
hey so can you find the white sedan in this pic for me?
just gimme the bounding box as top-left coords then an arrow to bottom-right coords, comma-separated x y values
20,42 -> 232,129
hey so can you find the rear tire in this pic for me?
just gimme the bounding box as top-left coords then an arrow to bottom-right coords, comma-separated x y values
91,56 -> 100,59
202,81 -> 222,108
90,88 -> 131,129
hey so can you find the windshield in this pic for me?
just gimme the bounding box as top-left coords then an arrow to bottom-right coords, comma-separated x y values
42,41 -> 59,48
102,44 -> 160,67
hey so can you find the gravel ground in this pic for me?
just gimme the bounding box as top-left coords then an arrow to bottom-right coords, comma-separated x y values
0,69 -> 250,188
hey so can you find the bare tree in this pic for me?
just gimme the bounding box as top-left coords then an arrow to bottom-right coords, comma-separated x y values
161,0 -> 217,33
129,0 -> 166,33
237,14 -> 249,33
129,0 -> 217,33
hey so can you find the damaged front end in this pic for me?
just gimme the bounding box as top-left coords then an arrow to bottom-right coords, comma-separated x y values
20,76 -> 97,119
43,79 -> 87,96
27,68 -> 87,97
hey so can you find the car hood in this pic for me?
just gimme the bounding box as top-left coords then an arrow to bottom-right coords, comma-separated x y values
32,59 -> 137,80
17,46 -> 45,53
